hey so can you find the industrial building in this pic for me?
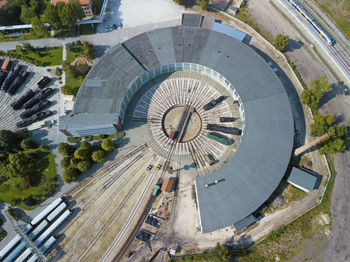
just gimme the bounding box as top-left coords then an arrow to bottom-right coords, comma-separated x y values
59,14 -> 294,233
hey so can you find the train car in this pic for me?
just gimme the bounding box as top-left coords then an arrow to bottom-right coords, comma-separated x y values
23,97 -> 40,109
27,253 -> 38,262
8,70 -> 29,96
0,71 -> 7,87
219,117 -> 236,122
207,124 -> 242,135
30,198 -> 63,226
31,110 -> 52,123
1,64 -> 22,92
1,58 -> 11,72
20,100 -> 52,119
14,248 -> 32,262
207,132 -> 229,146
34,210 -> 71,246
47,202 -> 67,222
286,0 -> 335,45
3,241 -> 26,262
203,96 -> 225,111
0,235 -> 21,259
40,236 -> 56,253
29,220 -> 48,240
204,154 -> 215,165
10,89 -> 36,110
37,76 -> 51,89
16,118 -> 34,128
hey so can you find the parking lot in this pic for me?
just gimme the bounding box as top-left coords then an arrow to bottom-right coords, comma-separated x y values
97,0 -> 184,33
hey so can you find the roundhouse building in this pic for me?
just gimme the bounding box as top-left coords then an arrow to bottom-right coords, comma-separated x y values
59,14 -> 294,232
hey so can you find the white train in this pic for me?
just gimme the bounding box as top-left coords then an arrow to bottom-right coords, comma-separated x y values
30,197 -> 63,226
286,0 -> 335,45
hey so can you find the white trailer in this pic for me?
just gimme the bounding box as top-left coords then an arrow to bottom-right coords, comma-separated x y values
40,236 -> 56,253
34,210 -> 71,246
0,234 -> 21,259
27,253 -> 38,262
30,198 -> 63,225
3,242 -> 26,262
29,220 -> 48,240
47,202 -> 67,222
14,248 -> 32,262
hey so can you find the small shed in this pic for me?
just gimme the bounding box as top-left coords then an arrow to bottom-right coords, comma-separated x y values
287,167 -> 318,193
161,178 -> 174,193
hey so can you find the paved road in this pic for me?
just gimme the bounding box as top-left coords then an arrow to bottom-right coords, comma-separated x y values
0,19 -> 180,52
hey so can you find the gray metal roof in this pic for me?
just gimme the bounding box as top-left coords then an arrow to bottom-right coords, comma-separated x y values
59,113 -> 118,130
212,22 -> 246,42
287,167 -> 318,192
66,15 -> 294,232
233,214 -> 256,233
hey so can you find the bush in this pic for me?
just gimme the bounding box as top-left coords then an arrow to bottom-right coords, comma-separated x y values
84,135 -> 93,142
19,176 -> 32,190
58,142 -> 75,156
111,131 -> 125,139
67,136 -> 81,143
77,160 -> 92,173
91,150 -> 106,163
63,167 -> 80,183
101,138 -> 116,152
60,157 -> 72,168
39,144 -> 50,150
61,85 -> 74,95
80,141 -> 92,150
0,230 -> 7,241
55,67 -> 62,76
273,34 -> 289,52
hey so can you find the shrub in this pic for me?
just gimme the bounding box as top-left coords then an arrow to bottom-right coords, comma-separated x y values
91,150 -> 106,162
77,160 -> 92,173
19,176 -> 32,190
273,34 -> 289,52
61,85 -> 74,95
63,167 -> 80,183
80,140 -> 92,150
67,136 -> 81,143
101,138 -> 116,152
84,135 -> 93,142
39,144 -> 50,150
55,67 -> 62,76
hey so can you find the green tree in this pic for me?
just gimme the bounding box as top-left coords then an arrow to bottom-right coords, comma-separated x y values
20,138 -> 36,150
58,142 -> 74,156
300,76 -> 332,112
55,67 -> 62,76
31,16 -> 49,37
59,0 -> 84,29
60,157 -> 72,168
74,148 -> 90,160
77,160 -> 92,173
82,41 -> 94,60
273,34 -> 289,52
80,140 -> 92,150
310,114 -> 335,137
7,152 -> 32,178
320,137 -> 346,154
70,158 -> 81,168
101,138 -> 115,152
198,0 -> 209,10
41,3 -> 61,29
91,150 -> 106,163
62,167 -> 80,183
60,85 -> 74,95
20,2 -> 37,24
0,130 -> 16,150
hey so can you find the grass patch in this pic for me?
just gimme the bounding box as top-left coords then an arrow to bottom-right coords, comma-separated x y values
92,0 -> 104,15
5,46 -> 63,66
0,148 -> 57,210
0,31 -> 47,43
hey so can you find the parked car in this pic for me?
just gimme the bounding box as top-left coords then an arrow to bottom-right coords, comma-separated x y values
156,164 -> 162,170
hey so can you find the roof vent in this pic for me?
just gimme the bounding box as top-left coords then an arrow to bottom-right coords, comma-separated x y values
205,184 -> 208,188
215,180 -> 218,184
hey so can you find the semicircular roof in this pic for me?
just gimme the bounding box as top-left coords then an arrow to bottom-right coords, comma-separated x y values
73,24 -> 294,233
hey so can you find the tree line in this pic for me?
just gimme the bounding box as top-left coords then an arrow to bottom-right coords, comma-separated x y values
58,138 -> 117,183
0,0 -> 84,36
